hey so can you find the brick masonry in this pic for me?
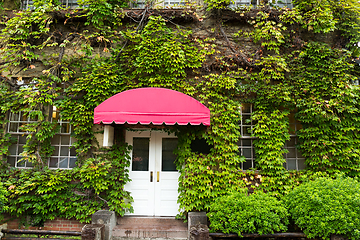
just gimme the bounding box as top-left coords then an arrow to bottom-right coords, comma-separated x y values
5,217 -> 85,232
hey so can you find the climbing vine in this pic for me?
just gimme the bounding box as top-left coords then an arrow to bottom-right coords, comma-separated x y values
0,0 -> 359,227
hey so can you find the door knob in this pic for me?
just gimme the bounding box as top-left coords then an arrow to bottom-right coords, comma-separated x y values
150,171 -> 153,182
157,171 -> 159,182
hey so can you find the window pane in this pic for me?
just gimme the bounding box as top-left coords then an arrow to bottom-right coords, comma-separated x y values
16,159 -> 25,167
53,146 -> 60,155
59,157 -> 69,168
298,159 -> 306,170
8,157 -> 16,167
242,104 -> 251,113
69,158 -> 77,168
51,135 -> 60,145
18,145 -> 24,153
132,138 -> 149,171
49,157 -> 58,168
10,112 -> 19,121
62,135 -> 70,145
287,148 -> 296,158
287,159 -> 296,170
162,138 -> 178,171
9,123 -> 18,132
242,148 -> 252,158
242,139 -> 252,146
243,160 -> 253,170
243,126 -> 252,136
61,123 -> 70,133
19,135 -> 27,144
60,146 -> 69,156
70,147 -> 76,156
9,144 -> 17,155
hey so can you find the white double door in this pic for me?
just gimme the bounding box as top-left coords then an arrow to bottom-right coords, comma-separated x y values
125,130 -> 180,216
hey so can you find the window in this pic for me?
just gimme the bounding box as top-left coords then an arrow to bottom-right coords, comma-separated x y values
130,0 -> 185,8
163,0 -> 186,7
284,112 -> 305,170
238,103 -> 256,170
7,112 -> 37,168
229,0 -> 254,9
7,107 -> 77,169
130,0 -> 150,8
229,0 -> 292,9
270,0 -> 292,8
49,107 -> 77,169
21,0 -> 79,10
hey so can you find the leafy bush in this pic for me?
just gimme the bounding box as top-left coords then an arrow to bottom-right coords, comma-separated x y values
207,191 -> 289,236
0,181 -> 7,218
284,176 -> 360,240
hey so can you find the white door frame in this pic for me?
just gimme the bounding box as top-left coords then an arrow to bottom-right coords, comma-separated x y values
125,130 -> 179,216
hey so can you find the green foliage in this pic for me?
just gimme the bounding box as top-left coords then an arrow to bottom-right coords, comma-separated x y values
177,72 -> 244,213
119,16 -> 212,89
0,180 -> 8,219
2,143 -> 132,224
289,42 -> 360,176
285,176 -> 360,239
79,0 -> 127,28
0,0 -> 359,228
208,191 -> 289,236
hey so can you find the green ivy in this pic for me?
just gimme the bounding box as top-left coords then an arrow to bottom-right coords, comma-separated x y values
0,0 -> 359,227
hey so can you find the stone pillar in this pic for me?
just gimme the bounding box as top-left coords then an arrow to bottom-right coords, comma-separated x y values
82,224 -> 105,240
91,211 -> 116,240
188,212 -> 209,240
0,223 -> 7,239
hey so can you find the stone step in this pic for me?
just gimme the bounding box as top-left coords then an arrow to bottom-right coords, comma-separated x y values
112,217 -> 188,240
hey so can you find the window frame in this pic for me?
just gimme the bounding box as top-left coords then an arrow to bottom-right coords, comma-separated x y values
283,112 -> 306,170
238,103 -> 256,170
6,107 -> 77,169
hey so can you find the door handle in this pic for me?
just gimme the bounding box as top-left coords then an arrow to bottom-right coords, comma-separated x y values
157,171 -> 159,182
150,171 -> 153,182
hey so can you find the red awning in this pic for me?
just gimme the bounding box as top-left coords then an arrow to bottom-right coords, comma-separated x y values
94,88 -> 210,126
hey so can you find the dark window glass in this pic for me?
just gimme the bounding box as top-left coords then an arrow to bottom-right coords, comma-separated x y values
132,138 -> 149,171
190,138 -> 213,154
162,138 -> 178,171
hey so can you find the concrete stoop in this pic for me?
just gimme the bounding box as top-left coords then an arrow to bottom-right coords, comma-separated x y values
112,217 -> 188,240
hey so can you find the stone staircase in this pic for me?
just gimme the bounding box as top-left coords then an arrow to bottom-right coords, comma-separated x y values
112,217 -> 188,240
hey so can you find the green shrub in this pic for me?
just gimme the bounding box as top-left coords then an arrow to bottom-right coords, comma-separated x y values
207,191 -> 289,236
284,176 -> 360,240
0,181 -> 8,220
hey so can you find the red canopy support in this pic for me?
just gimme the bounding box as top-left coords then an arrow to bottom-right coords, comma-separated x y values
94,88 -> 210,126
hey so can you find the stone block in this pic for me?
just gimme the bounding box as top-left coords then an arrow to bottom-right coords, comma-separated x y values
82,224 -> 105,240
189,224 -> 209,240
188,212 -> 207,228
188,212 -> 207,240
91,210 -> 116,240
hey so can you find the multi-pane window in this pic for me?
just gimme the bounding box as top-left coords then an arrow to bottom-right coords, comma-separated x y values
130,0 -> 150,8
130,0 -> 185,8
229,0 -> 253,9
163,0 -> 186,7
7,107 -> 77,169
229,0 -> 292,8
270,0 -> 292,8
21,0 -> 79,10
284,112 -> 306,170
7,112 -> 37,168
49,107 -> 77,169
238,103 -> 256,170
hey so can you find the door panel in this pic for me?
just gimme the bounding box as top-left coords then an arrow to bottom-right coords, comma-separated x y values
125,130 -> 179,216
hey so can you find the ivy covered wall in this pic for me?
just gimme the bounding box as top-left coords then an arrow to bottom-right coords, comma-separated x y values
0,0 -> 359,226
